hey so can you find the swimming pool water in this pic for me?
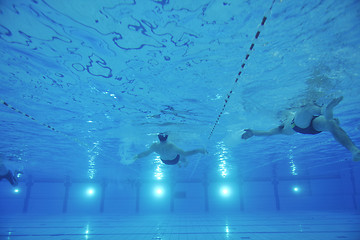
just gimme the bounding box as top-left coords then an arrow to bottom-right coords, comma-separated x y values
0,0 -> 360,239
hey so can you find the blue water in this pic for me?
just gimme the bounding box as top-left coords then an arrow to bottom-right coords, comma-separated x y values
0,0 -> 360,226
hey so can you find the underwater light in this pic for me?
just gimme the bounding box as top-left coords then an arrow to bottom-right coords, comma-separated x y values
154,187 -> 164,197
293,186 -> 300,192
86,188 -> 95,196
85,224 -> 90,240
14,188 -> 19,193
221,186 -> 230,197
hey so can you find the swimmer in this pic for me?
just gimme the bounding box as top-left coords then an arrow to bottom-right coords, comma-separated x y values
242,96 -> 360,162
0,157 -> 21,186
122,133 -> 207,167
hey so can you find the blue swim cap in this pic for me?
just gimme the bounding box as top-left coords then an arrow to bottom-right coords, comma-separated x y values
158,133 -> 168,142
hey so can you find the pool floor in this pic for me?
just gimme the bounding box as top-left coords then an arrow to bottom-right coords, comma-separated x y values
0,211 -> 359,240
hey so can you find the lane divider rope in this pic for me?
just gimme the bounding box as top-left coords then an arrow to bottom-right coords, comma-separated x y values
208,0 -> 276,139
0,98 -> 88,148
1,98 -> 59,132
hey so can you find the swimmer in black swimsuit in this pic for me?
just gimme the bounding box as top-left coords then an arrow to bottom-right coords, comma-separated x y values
241,96 -> 360,162
161,154 -> 181,165
123,133 -> 207,166
0,169 -> 18,186
291,116 -> 322,135
0,159 -> 21,186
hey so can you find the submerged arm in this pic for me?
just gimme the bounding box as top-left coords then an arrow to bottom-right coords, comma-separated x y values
170,144 -> 206,157
135,145 -> 155,159
242,125 -> 284,139
121,145 -> 155,165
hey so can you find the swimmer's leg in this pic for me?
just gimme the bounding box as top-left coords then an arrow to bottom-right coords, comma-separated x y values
329,122 -> 360,162
324,96 -> 343,120
353,151 -> 360,162
178,156 -> 188,168
315,116 -> 360,161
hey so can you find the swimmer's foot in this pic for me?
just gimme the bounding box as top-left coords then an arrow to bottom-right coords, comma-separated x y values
200,148 -> 208,154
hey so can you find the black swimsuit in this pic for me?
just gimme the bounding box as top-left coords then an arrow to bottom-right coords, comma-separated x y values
161,154 -> 180,165
0,170 -> 18,186
291,116 -> 322,135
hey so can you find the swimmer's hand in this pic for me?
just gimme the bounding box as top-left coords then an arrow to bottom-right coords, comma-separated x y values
242,129 -> 254,139
178,160 -> 189,168
199,148 -> 208,154
120,156 -> 138,165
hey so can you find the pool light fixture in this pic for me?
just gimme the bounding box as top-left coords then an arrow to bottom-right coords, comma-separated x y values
154,187 -> 164,197
86,188 -> 95,196
220,186 -> 230,197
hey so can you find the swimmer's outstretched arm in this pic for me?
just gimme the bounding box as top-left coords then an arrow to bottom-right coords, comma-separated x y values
242,126 -> 284,140
135,150 -> 153,159
134,145 -> 155,160
121,145 -> 155,165
169,144 -> 206,156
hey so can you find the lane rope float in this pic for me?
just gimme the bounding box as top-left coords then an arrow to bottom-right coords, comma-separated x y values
208,0 -> 276,139
1,98 -> 59,132
1,98 -> 134,178
0,98 -> 88,148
